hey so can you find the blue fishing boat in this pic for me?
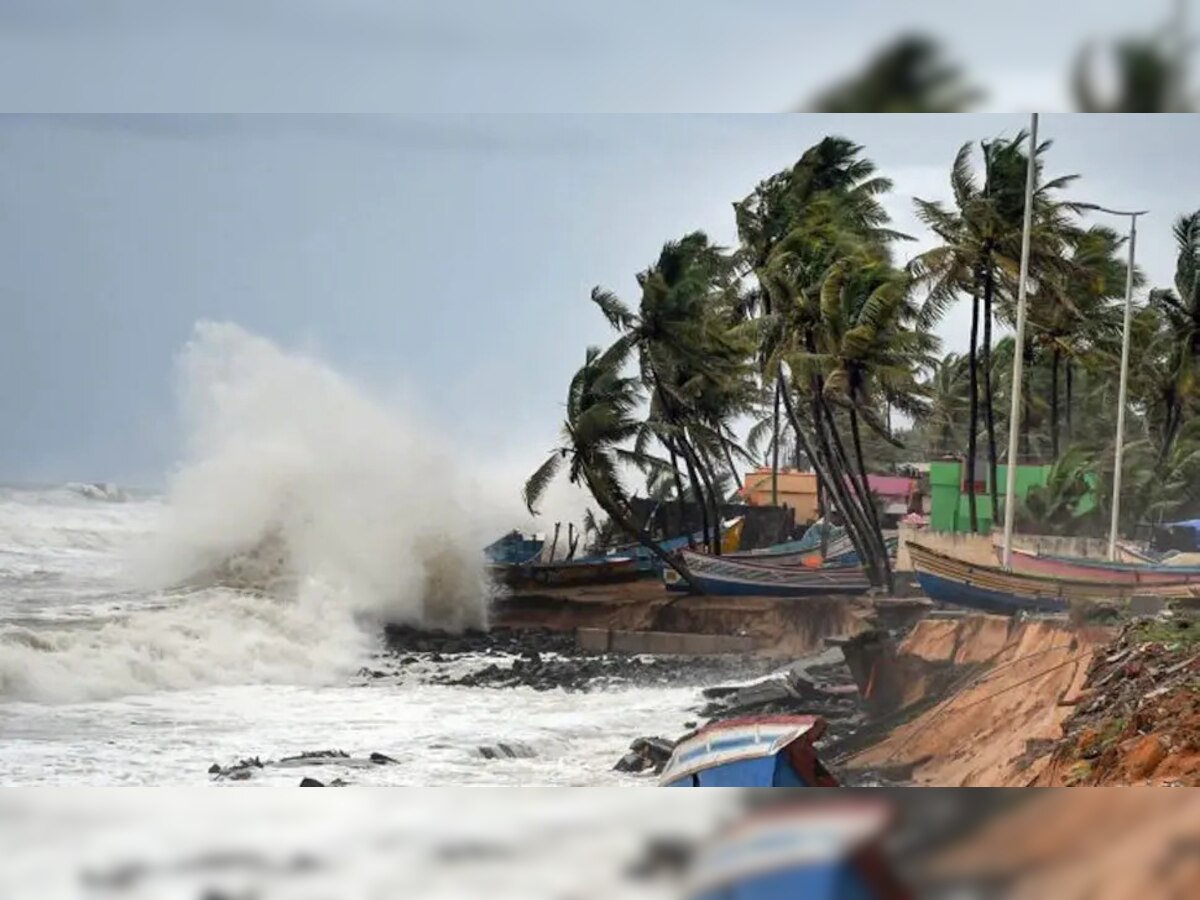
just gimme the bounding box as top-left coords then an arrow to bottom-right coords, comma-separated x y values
660,715 -> 838,787
664,549 -> 871,597
908,541 -> 1200,616
484,530 -> 544,565
687,800 -> 904,899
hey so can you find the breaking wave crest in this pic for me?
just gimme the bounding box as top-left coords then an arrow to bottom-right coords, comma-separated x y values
0,322 -> 492,703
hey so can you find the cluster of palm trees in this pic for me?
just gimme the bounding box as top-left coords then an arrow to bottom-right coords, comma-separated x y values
524,130 -> 1200,590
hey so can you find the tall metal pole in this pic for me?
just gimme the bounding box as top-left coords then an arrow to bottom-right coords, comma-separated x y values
1001,113 -> 1039,569
1108,213 -> 1142,560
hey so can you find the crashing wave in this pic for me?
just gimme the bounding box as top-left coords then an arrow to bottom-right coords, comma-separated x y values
0,323 -> 494,704
64,482 -> 127,503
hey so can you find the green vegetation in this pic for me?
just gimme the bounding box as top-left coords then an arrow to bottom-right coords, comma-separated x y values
524,125 -> 1200,590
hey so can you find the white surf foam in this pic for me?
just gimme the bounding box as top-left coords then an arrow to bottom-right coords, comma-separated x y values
0,322 -> 493,703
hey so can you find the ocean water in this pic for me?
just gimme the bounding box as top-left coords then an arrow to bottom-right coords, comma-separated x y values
0,484 -> 708,786
0,324 -> 705,787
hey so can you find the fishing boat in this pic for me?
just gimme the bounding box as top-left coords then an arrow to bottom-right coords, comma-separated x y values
483,530 -> 544,565
664,549 -> 871,597
660,715 -> 838,787
999,546 -> 1200,586
611,516 -> 745,573
687,800 -> 902,899
489,555 -> 640,590
909,542 -> 1200,615
732,532 -> 896,569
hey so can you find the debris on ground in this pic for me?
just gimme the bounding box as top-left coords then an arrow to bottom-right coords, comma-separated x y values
612,736 -> 676,775
208,748 -> 400,782
476,742 -> 537,760
1039,615 -> 1200,786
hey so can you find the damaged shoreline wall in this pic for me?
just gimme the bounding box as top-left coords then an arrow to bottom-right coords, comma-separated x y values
839,614 -> 1095,786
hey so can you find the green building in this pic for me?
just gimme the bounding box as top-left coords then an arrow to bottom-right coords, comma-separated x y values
927,459 -> 1096,533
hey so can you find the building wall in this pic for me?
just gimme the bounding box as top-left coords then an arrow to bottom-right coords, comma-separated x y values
739,468 -> 820,523
928,460 -> 1058,534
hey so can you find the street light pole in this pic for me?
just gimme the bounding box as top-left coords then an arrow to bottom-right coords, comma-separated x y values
1083,206 -> 1148,560
1001,113 -> 1039,570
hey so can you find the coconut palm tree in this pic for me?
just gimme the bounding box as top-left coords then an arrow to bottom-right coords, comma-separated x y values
805,35 -> 983,113
911,131 -> 1081,529
1145,210 -> 1200,462
1032,225 -> 1133,456
921,352 -> 972,457
523,342 -> 697,586
737,137 -> 916,588
592,232 -> 757,553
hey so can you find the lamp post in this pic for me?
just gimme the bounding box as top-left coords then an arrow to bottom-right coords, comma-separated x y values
1000,113 -> 1039,570
1078,204 -> 1148,560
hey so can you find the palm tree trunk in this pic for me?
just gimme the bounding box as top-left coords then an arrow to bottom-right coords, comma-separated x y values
1065,360 -> 1073,444
582,472 -> 703,593
849,407 -> 894,592
967,286 -> 981,533
720,431 -> 741,501
1021,344 -> 1033,461
549,522 -> 561,562
822,399 -> 890,588
676,434 -> 711,551
982,267 -> 999,532
771,377 -> 781,505
665,439 -> 690,547
778,373 -> 879,586
690,436 -> 724,556
817,480 -> 829,560
1051,347 -> 1061,459
801,382 -> 880,585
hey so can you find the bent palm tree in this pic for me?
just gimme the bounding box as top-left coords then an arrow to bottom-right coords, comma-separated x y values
523,342 -> 698,588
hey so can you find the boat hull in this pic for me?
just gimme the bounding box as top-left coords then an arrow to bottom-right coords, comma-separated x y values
490,557 -> 640,589
915,568 -> 1068,614
664,550 -> 871,597
1002,547 -> 1200,585
909,541 -> 1200,615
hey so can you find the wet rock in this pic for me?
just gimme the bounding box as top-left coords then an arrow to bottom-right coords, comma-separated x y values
299,777 -> 324,787
279,750 -> 349,763
614,751 -> 647,773
369,752 -> 398,765
614,736 -> 676,775
228,769 -> 253,781
477,742 -> 536,760
208,763 -> 221,774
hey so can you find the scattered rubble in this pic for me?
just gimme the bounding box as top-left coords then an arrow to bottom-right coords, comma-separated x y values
1040,615 -> 1200,786
613,736 -> 676,775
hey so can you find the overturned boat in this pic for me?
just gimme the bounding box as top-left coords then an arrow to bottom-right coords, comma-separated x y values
686,799 -> 905,899
660,715 -> 839,787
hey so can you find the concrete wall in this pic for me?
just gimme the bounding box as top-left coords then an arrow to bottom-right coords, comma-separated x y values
895,525 -> 1119,572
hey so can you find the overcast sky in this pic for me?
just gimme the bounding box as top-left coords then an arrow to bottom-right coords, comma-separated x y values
0,0 -> 1188,112
1,114 -> 1198,495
